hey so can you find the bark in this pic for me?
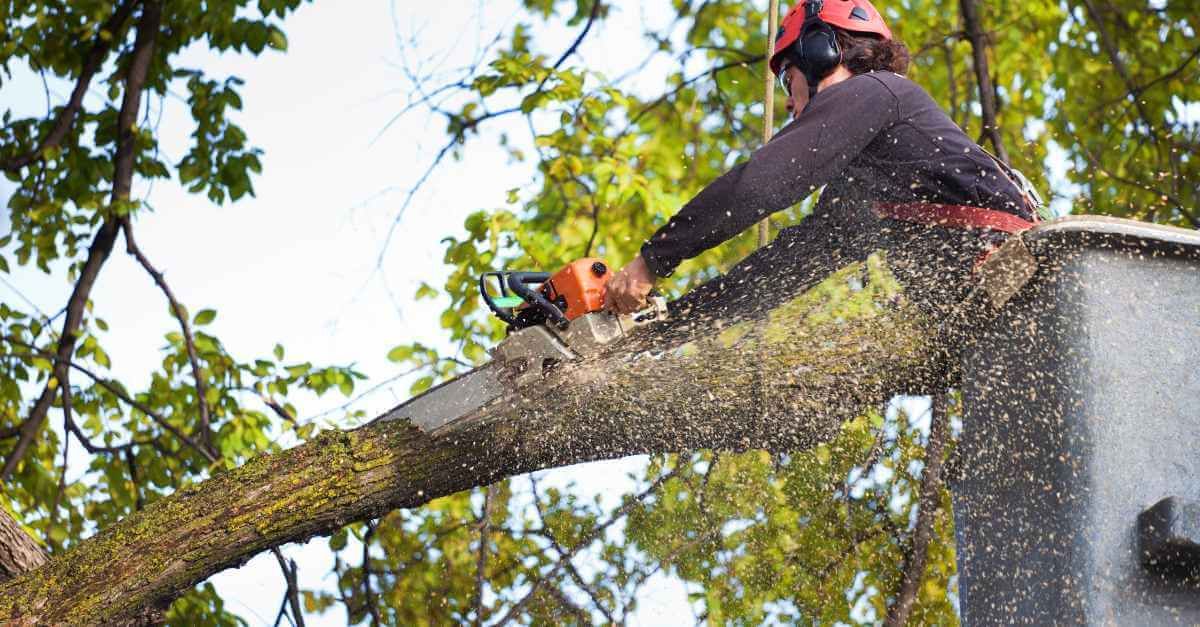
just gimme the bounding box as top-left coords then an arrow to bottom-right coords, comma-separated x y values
0,251 -> 954,625
0,507 -> 46,583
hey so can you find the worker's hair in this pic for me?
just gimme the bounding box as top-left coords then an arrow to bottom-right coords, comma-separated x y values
834,29 -> 910,76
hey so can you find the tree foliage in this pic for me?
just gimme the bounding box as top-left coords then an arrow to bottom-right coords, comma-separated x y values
0,0 -> 1195,624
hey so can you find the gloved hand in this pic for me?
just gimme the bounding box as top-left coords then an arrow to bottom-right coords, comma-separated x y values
603,254 -> 656,314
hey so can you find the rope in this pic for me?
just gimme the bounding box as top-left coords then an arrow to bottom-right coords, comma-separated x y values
757,0 -> 781,248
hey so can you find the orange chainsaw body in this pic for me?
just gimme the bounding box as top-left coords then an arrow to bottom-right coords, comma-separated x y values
542,258 -> 610,320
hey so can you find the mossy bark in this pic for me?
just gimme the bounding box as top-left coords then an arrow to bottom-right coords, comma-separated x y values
0,253 -> 950,624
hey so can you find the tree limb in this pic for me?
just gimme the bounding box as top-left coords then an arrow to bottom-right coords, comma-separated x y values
0,507 -> 46,583
0,255 -> 943,622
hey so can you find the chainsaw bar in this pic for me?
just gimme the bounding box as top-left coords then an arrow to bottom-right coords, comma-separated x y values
375,364 -> 507,435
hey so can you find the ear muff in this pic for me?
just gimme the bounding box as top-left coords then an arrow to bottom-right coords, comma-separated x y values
790,0 -> 841,97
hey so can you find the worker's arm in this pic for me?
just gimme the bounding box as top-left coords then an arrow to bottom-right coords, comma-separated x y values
638,73 -> 901,279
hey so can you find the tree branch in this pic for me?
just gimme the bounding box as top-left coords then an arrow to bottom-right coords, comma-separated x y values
497,467 -> 680,625
529,476 -> 616,624
0,265 -> 944,623
885,393 -> 951,627
1,0 -> 164,483
959,0 -> 1008,163
272,548 -> 305,627
2,338 -> 218,464
120,218 -> 217,459
0,508 -> 47,583
0,0 -> 141,172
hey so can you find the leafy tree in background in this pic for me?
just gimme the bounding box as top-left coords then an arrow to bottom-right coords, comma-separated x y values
0,0 -> 1195,624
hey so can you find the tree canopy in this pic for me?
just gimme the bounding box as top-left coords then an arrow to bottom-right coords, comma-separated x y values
0,0 -> 1196,623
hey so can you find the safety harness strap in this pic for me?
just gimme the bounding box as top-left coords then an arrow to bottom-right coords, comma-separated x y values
873,201 -> 1040,273
873,201 -> 1037,234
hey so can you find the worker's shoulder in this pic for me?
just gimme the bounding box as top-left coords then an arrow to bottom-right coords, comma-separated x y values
853,71 -> 922,97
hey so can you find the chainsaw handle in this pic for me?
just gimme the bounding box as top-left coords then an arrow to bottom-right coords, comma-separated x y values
479,272 -> 519,326
506,271 -> 569,327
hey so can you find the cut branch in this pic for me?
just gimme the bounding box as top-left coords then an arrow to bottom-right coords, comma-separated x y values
0,250 -> 947,623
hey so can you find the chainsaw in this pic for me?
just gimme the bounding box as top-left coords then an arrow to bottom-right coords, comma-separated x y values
377,258 -> 668,435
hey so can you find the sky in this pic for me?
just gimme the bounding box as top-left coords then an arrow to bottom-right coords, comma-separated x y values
0,1 -> 703,624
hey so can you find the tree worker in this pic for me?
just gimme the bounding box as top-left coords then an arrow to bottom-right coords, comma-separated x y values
603,0 -> 1042,327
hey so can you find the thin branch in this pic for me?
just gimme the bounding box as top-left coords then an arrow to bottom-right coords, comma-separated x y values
1077,0 -> 1160,143
959,0 -> 1008,163
885,393 -> 951,627
375,2 -> 606,270
472,487 -> 494,627
534,0 -> 603,95
119,219 -> 217,459
529,477 -> 616,624
496,467 -> 680,625
362,522 -> 381,627
0,0 -> 141,172
272,548 -> 306,627
1068,131 -> 1197,226
1097,44 -> 1200,108
628,57 -> 763,127
2,337 -> 218,464
60,369 -> 141,456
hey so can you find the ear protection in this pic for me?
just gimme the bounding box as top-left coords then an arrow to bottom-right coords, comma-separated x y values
790,0 -> 842,96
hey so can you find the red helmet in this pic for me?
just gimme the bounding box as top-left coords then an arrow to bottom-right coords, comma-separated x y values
770,0 -> 893,75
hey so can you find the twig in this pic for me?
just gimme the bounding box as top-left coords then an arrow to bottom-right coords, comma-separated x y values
120,219 -> 217,458
884,393 -> 951,626
362,522 -> 381,627
496,467 -> 680,625
272,548 -> 306,627
2,337 -> 218,464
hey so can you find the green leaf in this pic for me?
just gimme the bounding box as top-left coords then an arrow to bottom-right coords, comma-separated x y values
193,309 -> 217,326
387,345 -> 414,362
267,26 -> 288,51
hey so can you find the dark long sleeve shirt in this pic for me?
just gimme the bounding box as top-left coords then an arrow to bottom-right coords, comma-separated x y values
640,71 -> 1030,277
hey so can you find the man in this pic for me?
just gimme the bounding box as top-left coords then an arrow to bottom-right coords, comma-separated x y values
604,0 -> 1038,318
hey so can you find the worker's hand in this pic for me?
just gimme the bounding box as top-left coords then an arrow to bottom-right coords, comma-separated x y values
604,255 -> 656,315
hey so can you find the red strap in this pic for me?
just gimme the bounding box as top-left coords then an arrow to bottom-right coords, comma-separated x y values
874,202 -> 1036,234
